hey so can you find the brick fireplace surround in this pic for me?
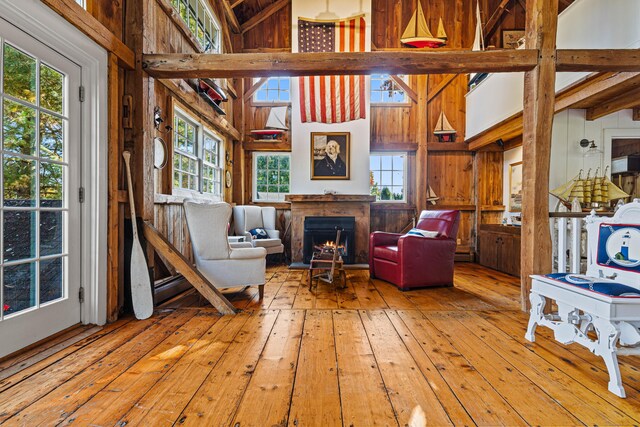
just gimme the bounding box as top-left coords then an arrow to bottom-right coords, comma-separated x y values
285,194 -> 376,264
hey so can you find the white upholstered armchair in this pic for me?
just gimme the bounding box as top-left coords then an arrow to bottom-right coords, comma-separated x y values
183,201 -> 267,297
232,205 -> 285,256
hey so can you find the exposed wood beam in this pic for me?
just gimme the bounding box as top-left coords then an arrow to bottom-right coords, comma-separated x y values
226,79 -> 238,99
467,112 -> 523,150
241,0 -> 289,34
142,222 -> 236,315
416,75 -> 428,213
159,78 -> 241,140
520,0 -> 558,311
41,0 -> 135,69
221,0 -> 241,33
634,107 -> 640,121
556,50 -> 640,72
230,0 -> 245,7
107,53 -> 121,322
243,77 -> 268,102
554,72 -> 640,111
586,86 -> 640,121
142,50 -> 539,78
468,72 -> 640,150
427,74 -> 459,103
483,0 -> 512,44
390,75 -> 417,103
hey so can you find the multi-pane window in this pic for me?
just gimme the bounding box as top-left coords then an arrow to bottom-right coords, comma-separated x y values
370,74 -> 408,104
170,0 -> 221,53
173,108 -> 223,198
202,131 -> 222,195
370,153 -> 406,202
173,112 -> 199,192
1,42 -> 67,315
75,0 -> 85,8
253,153 -> 290,202
253,77 -> 291,103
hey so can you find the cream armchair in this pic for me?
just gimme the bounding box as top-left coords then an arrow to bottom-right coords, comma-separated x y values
184,201 -> 266,297
233,205 -> 285,256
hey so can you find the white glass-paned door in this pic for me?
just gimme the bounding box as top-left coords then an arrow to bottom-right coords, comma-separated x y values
0,18 -> 82,358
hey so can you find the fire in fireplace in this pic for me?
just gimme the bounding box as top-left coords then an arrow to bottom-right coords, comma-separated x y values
303,216 -> 356,264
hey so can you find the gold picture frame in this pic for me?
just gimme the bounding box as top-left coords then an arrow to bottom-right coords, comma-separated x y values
310,132 -> 350,180
509,161 -> 523,212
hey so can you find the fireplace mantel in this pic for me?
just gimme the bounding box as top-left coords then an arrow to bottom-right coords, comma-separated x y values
285,194 -> 376,203
287,194 -> 374,264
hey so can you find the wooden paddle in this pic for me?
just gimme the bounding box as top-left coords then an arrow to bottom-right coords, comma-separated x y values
122,151 -> 154,320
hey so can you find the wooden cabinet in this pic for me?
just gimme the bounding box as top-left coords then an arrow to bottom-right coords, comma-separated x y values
478,225 -> 521,277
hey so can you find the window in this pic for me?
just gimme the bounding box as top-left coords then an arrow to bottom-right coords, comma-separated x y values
173,108 -> 223,197
370,153 -> 406,202
170,0 -> 221,53
75,0 -> 85,7
370,74 -> 408,104
253,152 -> 290,202
253,77 -> 291,103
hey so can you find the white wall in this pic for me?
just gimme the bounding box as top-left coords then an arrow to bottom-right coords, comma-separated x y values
467,0 -> 640,139
502,109 -> 640,216
290,0 -> 371,195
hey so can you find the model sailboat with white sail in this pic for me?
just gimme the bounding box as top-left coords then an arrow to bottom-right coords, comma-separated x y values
250,106 -> 289,140
400,0 -> 447,48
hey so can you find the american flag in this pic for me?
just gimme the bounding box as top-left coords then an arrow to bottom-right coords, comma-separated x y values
298,16 -> 366,123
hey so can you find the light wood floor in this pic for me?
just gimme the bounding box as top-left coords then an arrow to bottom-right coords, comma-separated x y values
1,263 -> 639,426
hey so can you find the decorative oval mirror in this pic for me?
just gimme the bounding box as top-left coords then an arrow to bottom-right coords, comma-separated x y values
225,170 -> 232,188
153,137 -> 167,169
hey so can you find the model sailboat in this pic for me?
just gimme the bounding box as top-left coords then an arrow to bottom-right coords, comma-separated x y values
427,185 -> 439,205
250,106 -> 289,140
469,1 -> 484,86
550,167 -> 629,210
433,111 -> 456,142
401,0 -> 447,48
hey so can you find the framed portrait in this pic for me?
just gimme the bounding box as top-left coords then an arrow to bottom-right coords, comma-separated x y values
310,132 -> 350,180
502,29 -> 525,49
509,161 -> 523,212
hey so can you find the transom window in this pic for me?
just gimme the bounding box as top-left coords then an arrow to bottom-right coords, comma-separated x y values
75,0 -> 85,8
253,152 -> 290,202
170,0 -> 221,53
370,74 -> 408,104
253,77 -> 291,103
173,108 -> 223,198
370,153 -> 406,202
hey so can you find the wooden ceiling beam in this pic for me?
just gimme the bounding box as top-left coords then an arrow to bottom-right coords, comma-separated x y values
142,50 -> 539,78
230,0 -> 245,7
634,107 -> 640,121
555,72 -> 640,111
586,86 -> 640,121
240,0 -> 289,34
221,0 -> 241,33
556,50 -> 640,72
467,112 -> 523,150
389,75 -> 417,103
483,0 -> 512,44
427,74 -> 459,103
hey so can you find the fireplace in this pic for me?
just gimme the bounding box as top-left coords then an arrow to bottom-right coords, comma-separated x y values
303,216 -> 356,264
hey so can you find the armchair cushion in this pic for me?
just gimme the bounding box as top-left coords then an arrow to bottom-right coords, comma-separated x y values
253,238 -> 284,249
373,245 -> 398,262
249,227 -> 269,239
406,228 -> 439,238
230,247 -> 268,260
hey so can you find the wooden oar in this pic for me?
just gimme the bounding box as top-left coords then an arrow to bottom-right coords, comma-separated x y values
122,151 -> 153,320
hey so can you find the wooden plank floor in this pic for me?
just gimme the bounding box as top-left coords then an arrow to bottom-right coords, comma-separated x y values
1,263 -> 639,426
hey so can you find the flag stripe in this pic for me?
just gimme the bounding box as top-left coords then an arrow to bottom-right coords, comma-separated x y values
298,16 -> 366,123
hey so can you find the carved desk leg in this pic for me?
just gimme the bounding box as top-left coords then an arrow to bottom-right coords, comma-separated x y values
525,291 -> 546,342
592,317 -> 625,398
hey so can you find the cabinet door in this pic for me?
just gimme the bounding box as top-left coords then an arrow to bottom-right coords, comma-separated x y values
500,235 -> 521,277
479,232 -> 499,271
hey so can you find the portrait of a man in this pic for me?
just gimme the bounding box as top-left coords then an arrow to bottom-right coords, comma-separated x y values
311,132 -> 350,180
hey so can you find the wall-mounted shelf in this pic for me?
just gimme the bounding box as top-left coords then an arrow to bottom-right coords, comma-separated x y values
427,142 -> 469,151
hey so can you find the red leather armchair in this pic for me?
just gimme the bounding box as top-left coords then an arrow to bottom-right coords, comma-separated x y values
369,210 -> 460,290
